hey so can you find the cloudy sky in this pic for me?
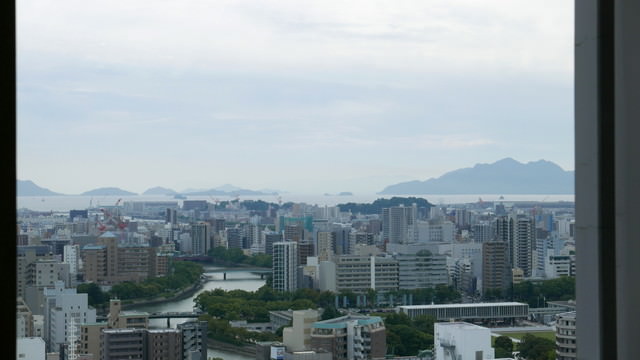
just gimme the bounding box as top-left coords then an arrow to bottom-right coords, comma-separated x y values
17,0 -> 574,194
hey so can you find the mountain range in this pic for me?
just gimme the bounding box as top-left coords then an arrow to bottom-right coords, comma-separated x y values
378,158 -> 574,195
17,180 -> 62,196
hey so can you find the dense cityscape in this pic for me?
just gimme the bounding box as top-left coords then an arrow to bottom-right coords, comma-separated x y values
16,194 -> 576,360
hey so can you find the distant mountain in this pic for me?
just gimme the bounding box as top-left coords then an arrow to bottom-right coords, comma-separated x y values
17,180 -> 63,196
214,184 -> 243,192
379,158 -> 574,195
81,187 -> 137,196
183,187 -> 274,196
142,187 -> 178,195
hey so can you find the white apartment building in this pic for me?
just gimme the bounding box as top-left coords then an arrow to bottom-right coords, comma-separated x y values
43,281 -> 96,352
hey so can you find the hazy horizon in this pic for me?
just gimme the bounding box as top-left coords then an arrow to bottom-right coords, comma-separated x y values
17,1 -> 574,194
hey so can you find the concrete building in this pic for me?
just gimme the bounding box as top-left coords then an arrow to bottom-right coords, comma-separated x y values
472,222 -> 493,243
17,297 -> 34,337
310,315 -> 386,360
64,244 -> 81,277
190,222 -> 211,256
398,302 -> 528,324
17,337 -> 46,360
273,241 -> 298,292
434,322 -> 495,360
382,205 -> 418,245
43,281 -> 96,352
264,231 -> 283,256
82,232 -> 159,285
17,245 -> 56,299
177,320 -> 208,360
316,231 -> 336,262
416,220 -> 455,243
101,328 -> 147,360
556,311 -> 577,360
147,329 -> 183,360
283,309 -> 320,352
482,241 -> 511,295
107,299 -> 149,329
545,254 -> 576,278
394,251 -> 449,290
334,255 -> 398,294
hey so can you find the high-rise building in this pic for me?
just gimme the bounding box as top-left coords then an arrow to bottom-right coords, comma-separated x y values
382,204 -> 418,244
513,215 -> 536,277
272,241 -> 298,292
17,245 -> 55,299
43,281 -> 96,352
263,231 -> 282,256
316,231 -> 335,262
165,208 -> 178,225
190,222 -> 210,256
482,241 -> 511,295
226,227 -> 243,249
472,222 -> 493,243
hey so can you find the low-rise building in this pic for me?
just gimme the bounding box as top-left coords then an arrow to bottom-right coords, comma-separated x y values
434,322 -> 495,360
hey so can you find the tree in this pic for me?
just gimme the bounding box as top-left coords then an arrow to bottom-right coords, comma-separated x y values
518,334 -> 555,360
494,335 -> 514,358
321,305 -> 340,320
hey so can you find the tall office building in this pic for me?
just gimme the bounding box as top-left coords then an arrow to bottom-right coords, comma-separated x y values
263,231 -> 282,256
272,241 -> 298,292
316,231 -> 336,262
190,222 -> 210,256
472,222 -> 493,243
382,204 -> 418,245
482,241 -> 511,295
513,215 -> 536,277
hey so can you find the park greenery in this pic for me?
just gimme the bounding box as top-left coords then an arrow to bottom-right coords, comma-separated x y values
208,246 -> 272,268
337,197 -> 434,215
383,312 -> 435,356
517,334 -> 556,360
77,261 -> 203,309
194,284 -> 462,348
512,276 -> 575,307
494,335 -> 514,358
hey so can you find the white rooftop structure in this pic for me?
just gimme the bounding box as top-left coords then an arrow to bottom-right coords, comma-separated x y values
435,322 -> 495,360
398,302 -> 529,322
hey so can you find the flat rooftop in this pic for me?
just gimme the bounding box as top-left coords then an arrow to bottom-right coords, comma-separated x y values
399,302 -> 527,309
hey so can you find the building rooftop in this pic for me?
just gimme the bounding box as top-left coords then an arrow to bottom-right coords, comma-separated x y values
434,321 -> 489,330
399,302 -> 527,309
82,245 -> 106,250
313,315 -> 383,329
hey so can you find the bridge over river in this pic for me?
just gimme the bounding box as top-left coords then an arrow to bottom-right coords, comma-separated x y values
204,267 -> 271,280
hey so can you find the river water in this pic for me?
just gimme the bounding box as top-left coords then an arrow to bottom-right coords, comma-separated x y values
134,266 -> 265,360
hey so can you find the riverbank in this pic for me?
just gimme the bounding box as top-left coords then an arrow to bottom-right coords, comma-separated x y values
207,338 -> 256,358
117,279 -> 205,311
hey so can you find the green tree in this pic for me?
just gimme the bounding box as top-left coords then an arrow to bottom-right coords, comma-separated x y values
494,335 -> 513,353
518,334 -> 555,360
77,282 -> 106,307
321,305 -> 340,320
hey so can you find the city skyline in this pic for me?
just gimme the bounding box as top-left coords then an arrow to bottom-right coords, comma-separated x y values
17,1 -> 573,194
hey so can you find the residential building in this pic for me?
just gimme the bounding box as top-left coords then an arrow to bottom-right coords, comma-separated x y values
482,241 -> 511,295
310,315 -> 386,360
273,241 -> 298,292
101,328 -> 147,360
147,329 -> 183,360
177,321 -> 208,360
556,311 -> 577,360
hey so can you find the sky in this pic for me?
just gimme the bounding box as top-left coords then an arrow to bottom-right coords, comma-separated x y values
17,0 -> 574,195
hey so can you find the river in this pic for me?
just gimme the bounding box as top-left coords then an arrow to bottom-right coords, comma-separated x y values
133,265 -> 266,360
